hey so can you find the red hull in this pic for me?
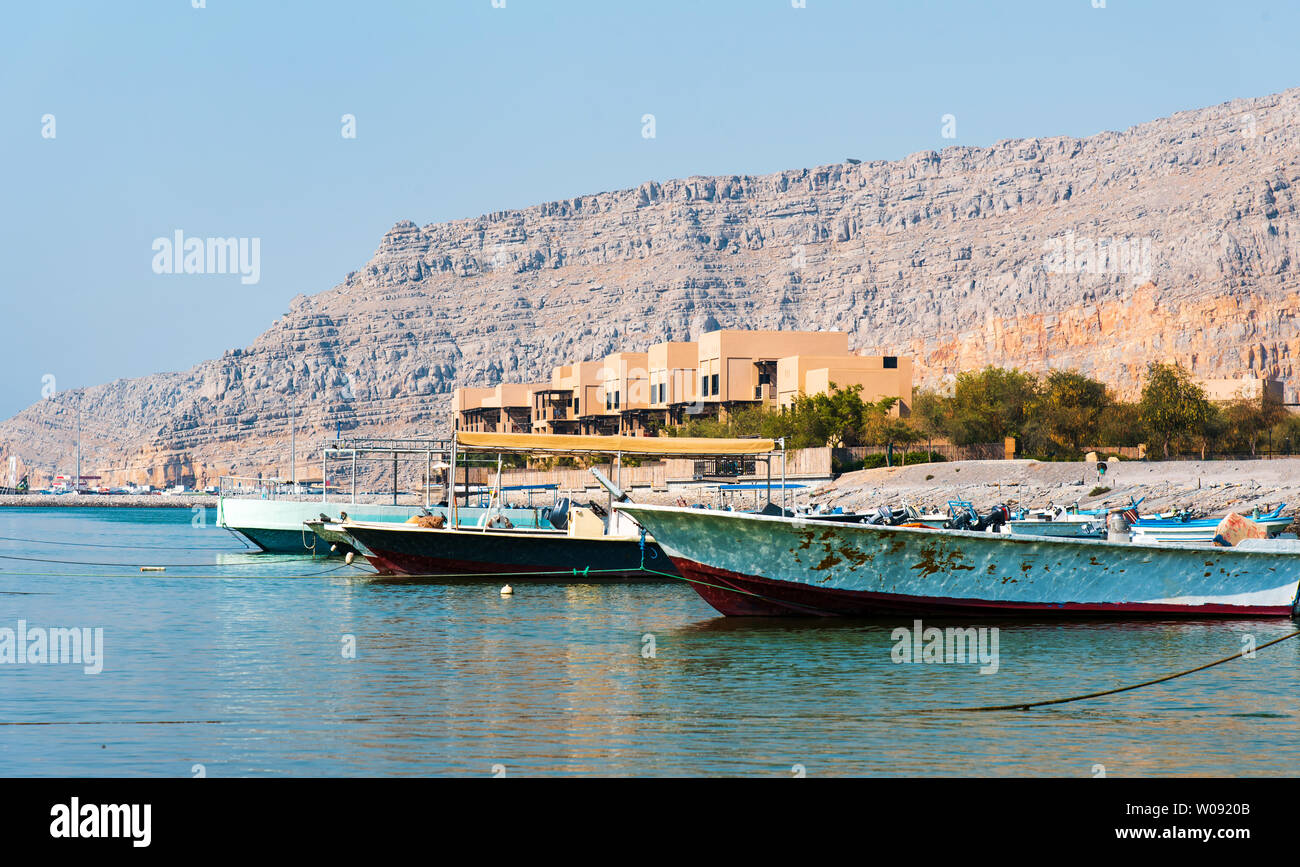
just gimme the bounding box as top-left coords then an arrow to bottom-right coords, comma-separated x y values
362,549 -> 668,582
671,557 -> 1298,618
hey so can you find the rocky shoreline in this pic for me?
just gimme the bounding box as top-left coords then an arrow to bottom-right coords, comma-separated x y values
3,458 -> 1298,521
804,458 -> 1298,518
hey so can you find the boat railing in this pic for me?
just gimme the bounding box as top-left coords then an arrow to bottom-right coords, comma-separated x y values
218,475 -> 314,500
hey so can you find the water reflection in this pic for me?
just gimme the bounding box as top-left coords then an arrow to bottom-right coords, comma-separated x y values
1,508 -> 1298,776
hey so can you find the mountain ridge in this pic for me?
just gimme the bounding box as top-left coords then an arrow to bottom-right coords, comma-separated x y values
6,86 -> 1300,487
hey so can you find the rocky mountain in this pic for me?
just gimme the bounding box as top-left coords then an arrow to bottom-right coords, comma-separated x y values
6,88 -> 1300,487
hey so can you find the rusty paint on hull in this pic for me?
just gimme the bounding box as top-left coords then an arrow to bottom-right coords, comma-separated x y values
617,505 -> 1300,618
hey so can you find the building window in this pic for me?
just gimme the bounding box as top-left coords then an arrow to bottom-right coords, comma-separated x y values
758,371 -> 771,385
883,356 -> 898,369
606,393 -> 612,410
701,375 -> 708,397
573,397 -> 579,412
711,373 -> 719,396
615,391 -> 621,409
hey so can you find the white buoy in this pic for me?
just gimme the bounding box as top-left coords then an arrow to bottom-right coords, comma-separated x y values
344,551 -> 355,565
500,584 -> 514,596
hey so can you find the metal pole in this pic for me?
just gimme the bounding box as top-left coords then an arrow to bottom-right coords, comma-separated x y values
392,451 -> 398,505
289,394 -> 296,491
75,396 -> 82,493
351,449 -> 356,504
425,450 -> 431,508
780,438 -> 787,515
766,455 -> 772,507
449,434 -> 458,526
612,452 -> 621,515
322,450 -> 327,504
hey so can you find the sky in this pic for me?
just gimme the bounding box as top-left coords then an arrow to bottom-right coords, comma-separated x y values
0,0 -> 1295,419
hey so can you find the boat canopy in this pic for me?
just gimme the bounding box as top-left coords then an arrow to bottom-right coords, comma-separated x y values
455,431 -> 778,456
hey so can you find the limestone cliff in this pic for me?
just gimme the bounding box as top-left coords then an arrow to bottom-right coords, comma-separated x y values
5,88 -> 1300,486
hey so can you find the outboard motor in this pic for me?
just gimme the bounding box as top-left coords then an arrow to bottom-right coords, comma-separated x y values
867,506 -> 894,526
946,505 -> 978,531
974,504 -> 1010,532
548,497 -> 571,531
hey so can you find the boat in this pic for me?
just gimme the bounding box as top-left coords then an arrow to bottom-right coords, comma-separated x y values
344,499 -> 677,579
1129,504 -> 1291,545
303,518 -> 368,558
342,431 -> 788,580
615,503 -> 1300,617
1004,505 -> 1107,538
215,436 -> 553,553
217,497 -> 544,553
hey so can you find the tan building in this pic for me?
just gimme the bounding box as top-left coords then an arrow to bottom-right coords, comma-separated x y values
777,354 -> 913,414
648,340 -> 700,426
696,329 -> 850,414
1197,376 -> 1284,404
599,352 -> 651,434
453,382 -> 546,433
530,361 -> 605,435
453,328 -> 914,437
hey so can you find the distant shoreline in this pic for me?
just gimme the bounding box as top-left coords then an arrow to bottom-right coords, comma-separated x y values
0,494 -> 219,509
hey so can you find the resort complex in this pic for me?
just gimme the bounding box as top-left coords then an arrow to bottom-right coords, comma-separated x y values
453,329 -> 914,437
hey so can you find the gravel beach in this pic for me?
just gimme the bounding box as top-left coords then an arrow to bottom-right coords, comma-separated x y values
804,458 -> 1298,517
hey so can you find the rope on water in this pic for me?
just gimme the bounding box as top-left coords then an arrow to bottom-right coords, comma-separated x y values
0,532 -> 250,552
0,552 -> 266,568
0,562 -> 371,580
930,628 -> 1300,713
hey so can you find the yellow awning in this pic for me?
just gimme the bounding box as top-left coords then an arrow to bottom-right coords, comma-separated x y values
455,431 -> 778,456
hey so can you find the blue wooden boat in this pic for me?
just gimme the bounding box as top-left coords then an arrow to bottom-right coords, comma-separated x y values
616,503 -> 1300,618
1130,504 -> 1291,545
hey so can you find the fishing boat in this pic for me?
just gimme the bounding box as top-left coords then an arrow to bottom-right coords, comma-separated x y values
1129,504 -> 1291,545
1004,504 -> 1109,538
342,431 -> 787,580
216,436 -> 556,553
343,501 -> 677,579
217,496 -> 544,553
615,503 -> 1300,617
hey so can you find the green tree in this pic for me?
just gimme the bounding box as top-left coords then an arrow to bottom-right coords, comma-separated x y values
1094,401 -> 1145,448
949,366 -> 1039,445
1025,370 -> 1111,457
910,387 -> 953,453
1139,362 -> 1212,459
870,416 -> 924,465
1223,393 -> 1288,455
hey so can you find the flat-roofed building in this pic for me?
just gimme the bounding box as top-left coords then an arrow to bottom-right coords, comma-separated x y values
531,361 -> 605,434
453,329 -> 914,438
599,352 -> 652,435
777,354 -> 913,415
454,382 -> 546,433
696,329 -> 849,415
648,340 -> 700,426
1196,375 -> 1284,404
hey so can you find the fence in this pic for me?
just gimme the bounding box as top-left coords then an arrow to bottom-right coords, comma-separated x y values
833,442 -> 1004,463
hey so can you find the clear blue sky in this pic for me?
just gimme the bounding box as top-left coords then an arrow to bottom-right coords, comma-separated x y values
1,0 -> 1294,419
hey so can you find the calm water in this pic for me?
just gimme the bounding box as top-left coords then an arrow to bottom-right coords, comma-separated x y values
1,506 -> 1297,777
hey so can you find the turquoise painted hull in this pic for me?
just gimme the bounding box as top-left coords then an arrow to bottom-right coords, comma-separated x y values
617,504 -> 1300,617
217,497 -> 547,553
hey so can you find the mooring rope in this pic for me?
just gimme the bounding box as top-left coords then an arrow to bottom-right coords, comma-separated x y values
0,552 -> 268,568
929,628 -> 1300,713
0,532 -> 250,552
0,562 -> 369,580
